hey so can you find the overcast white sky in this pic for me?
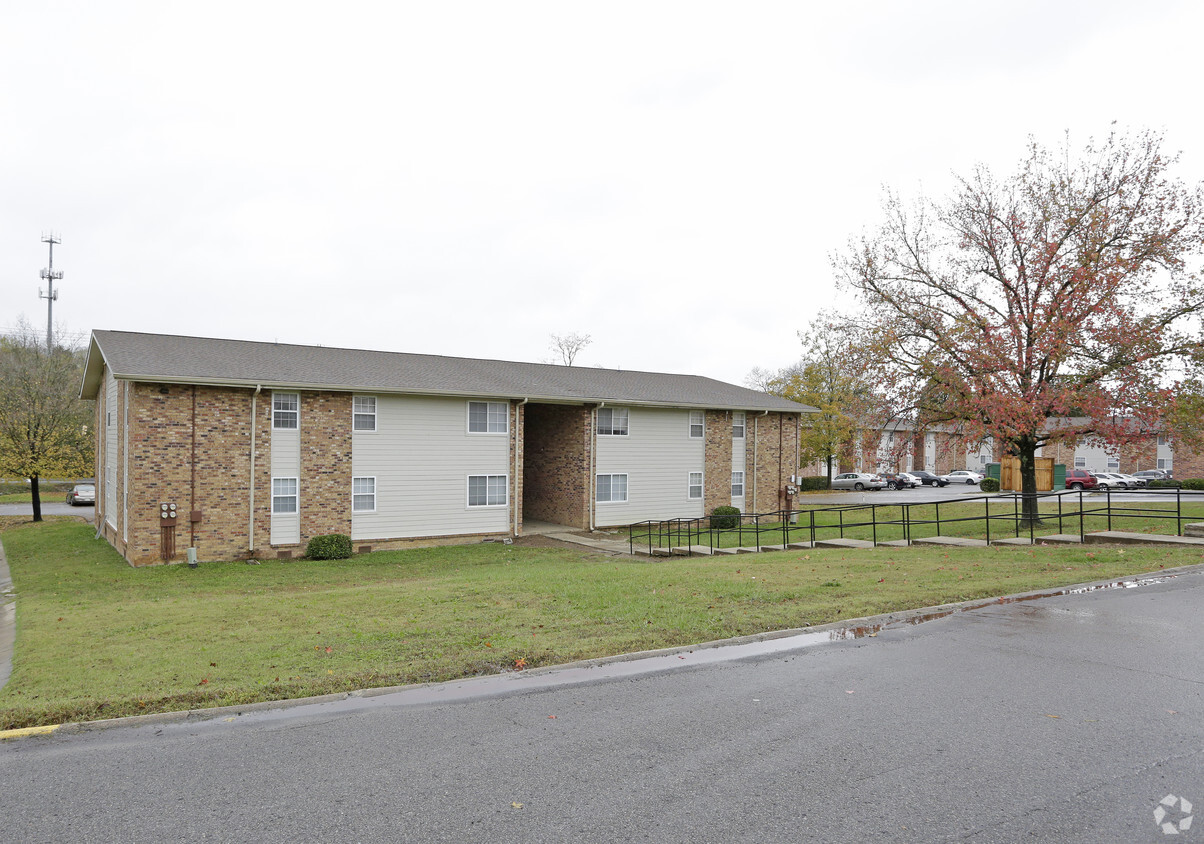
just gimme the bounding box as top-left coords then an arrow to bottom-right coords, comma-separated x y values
3,1 -> 1201,385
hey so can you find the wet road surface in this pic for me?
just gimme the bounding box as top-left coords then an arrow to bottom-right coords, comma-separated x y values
2,569 -> 1201,842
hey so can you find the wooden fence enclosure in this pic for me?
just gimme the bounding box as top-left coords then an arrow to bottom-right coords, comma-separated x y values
1000,456 -> 1054,491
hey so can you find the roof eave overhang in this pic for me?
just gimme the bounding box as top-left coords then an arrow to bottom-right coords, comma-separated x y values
99,372 -> 813,413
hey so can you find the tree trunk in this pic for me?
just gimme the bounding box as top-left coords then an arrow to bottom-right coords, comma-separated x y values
30,474 -> 42,523
1018,438 -> 1040,527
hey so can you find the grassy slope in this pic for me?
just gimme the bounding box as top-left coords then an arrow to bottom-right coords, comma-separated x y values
1,518 -> 1200,729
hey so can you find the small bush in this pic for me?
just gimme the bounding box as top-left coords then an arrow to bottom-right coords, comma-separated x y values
798,476 -> 831,492
711,506 -> 740,530
1180,478 -> 1204,490
306,534 -> 353,560
1148,479 -> 1181,489
979,477 -> 1000,493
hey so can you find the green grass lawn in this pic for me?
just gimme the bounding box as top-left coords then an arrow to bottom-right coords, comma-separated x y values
631,499 -> 1204,550
2,518 -> 1202,730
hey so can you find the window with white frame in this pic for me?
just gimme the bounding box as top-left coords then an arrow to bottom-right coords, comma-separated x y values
468,474 -> 507,506
688,471 -> 703,499
689,411 -> 704,438
468,401 -> 507,434
1106,458 -> 1120,470
1158,458 -> 1172,470
272,478 -> 298,513
596,473 -> 628,503
732,412 -> 745,439
597,407 -> 629,436
1074,456 -> 1086,468
1158,434 -> 1168,446
731,471 -> 745,497
273,393 -> 299,430
353,396 -> 377,432
352,476 -> 376,512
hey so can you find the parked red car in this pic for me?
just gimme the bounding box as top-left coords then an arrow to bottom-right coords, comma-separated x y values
1064,469 -> 1099,491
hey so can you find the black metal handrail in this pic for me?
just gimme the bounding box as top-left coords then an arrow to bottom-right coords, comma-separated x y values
627,488 -> 1202,554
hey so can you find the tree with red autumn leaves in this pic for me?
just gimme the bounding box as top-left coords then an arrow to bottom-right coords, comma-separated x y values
834,128 -> 1204,523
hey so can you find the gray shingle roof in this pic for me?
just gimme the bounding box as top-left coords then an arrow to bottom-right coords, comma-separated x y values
81,330 -> 815,413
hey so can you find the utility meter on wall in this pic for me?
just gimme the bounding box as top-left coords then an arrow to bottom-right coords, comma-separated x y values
159,502 -> 178,526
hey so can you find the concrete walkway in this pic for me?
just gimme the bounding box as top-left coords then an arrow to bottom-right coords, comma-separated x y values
0,539 -> 13,693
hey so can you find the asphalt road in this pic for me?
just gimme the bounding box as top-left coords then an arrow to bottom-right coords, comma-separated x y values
2,569 -> 1200,842
0,502 -> 93,518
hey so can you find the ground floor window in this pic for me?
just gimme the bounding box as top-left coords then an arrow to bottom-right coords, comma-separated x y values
468,474 -> 507,507
596,473 -> 628,503
272,477 -> 298,513
353,476 -> 376,512
688,471 -> 703,500
731,471 -> 744,497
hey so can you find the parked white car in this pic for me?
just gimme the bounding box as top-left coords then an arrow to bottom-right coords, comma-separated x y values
941,469 -> 984,485
1096,472 -> 1141,489
1117,473 -> 1147,488
831,472 -> 886,491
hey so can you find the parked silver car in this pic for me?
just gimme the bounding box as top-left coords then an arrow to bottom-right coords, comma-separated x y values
940,469 -> 984,485
831,472 -> 886,491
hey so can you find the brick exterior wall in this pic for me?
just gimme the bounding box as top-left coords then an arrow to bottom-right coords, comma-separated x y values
745,412 -> 801,513
703,410 -> 732,515
521,403 -> 590,529
297,392 -> 353,545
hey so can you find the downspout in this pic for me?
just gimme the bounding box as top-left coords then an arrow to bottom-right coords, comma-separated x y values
514,398 -> 527,538
249,385 -> 262,553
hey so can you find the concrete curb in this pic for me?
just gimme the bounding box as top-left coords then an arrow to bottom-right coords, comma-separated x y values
4,561 -> 1201,742
0,538 -> 14,695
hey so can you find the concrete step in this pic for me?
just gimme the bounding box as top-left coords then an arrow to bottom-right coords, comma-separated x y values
911,536 -> 989,548
711,547 -> 759,555
1183,522 -> 1204,538
1084,531 -> 1204,546
813,538 -> 876,549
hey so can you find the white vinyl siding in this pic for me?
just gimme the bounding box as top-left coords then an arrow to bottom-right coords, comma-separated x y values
731,419 -> 746,508
270,406 -> 301,545
595,407 -> 705,523
352,395 -> 511,540
1073,440 -> 1121,474
103,370 -> 118,527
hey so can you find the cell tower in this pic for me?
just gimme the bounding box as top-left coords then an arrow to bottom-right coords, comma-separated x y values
39,232 -> 63,350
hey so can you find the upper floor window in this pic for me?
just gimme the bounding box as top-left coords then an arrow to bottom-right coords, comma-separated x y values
468,401 -> 508,434
732,412 -> 745,439
1106,458 -> 1120,470
598,407 -> 629,436
353,396 -> 377,432
273,393 -> 299,430
689,411 -> 704,438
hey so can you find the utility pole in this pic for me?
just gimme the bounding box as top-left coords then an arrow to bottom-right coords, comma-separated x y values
39,232 -> 62,350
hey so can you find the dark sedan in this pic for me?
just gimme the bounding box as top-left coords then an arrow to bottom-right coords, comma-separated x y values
909,471 -> 949,487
